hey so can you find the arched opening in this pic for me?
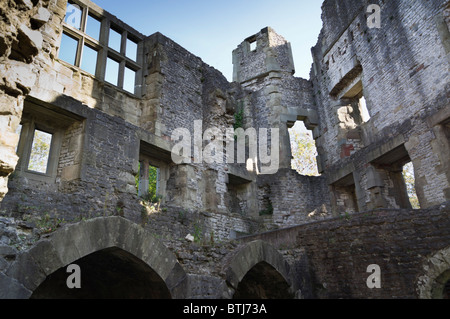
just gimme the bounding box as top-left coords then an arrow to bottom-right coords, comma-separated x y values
233,261 -> 293,299
31,247 -> 172,299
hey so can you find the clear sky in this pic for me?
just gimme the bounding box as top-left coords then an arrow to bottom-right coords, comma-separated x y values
91,0 -> 324,81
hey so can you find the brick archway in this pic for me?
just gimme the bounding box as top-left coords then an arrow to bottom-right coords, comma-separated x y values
225,240 -> 294,299
1,217 -> 187,299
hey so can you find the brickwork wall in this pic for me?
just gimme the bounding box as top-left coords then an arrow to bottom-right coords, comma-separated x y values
258,169 -> 331,228
1,99 -> 142,227
312,0 -> 450,210
243,202 -> 450,299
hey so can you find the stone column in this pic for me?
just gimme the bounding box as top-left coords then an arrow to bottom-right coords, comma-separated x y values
138,159 -> 149,198
0,95 -> 24,201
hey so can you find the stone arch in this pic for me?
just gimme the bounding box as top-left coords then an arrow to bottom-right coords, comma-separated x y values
2,217 -> 187,299
225,240 -> 294,299
417,246 -> 450,299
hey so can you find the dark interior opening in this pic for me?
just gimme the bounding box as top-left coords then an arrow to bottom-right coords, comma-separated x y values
31,247 -> 172,299
233,261 -> 293,299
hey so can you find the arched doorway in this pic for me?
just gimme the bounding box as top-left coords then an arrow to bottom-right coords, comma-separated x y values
225,240 -> 295,299
31,247 -> 172,299
233,261 -> 293,299
2,217 -> 187,299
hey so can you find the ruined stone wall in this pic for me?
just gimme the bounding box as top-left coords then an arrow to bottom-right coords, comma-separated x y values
1,97 -> 142,226
0,0 -> 147,217
257,169 -> 331,228
311,0 -> 450,210
1,0 -> 277,247
143,205 -> 261,245
0,0 -> 63,201
297,204 -> 450,299
143,32 -> 248,217
144,32 -> 205,138
243,202 -> 450,299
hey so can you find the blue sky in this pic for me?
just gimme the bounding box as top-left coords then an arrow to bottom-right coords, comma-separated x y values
91,0 -> 324,81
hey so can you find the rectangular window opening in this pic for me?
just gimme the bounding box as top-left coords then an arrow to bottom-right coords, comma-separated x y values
80,44 -> 98,75
85,14 -> 101,41
105,57 -> 120,86
28,129 -> 53,174
123,66 -> 136,94
108,27 -> 122,53
59,32 -> 79,66
136,162 -> 160,202
126,38 -> 138,61
64,1 -> 82,30
61,3 -> 142,94
249,40 -> 257,52
340,79 -> 371,126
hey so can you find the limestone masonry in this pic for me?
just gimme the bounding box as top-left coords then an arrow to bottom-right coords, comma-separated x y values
0,0 -> 449,299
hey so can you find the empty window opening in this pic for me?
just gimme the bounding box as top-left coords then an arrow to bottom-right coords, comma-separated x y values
402,162 -> 420,209
64,1 -> 82,30
126,38 -> 138,61
105,57 -> 120,86
331,173 -> 359,215
14,100 -> 85,184
85,14 -> 101,41
370,144 -> 419,210
108,28 -> 122,53
59,32 -> 79,65
80,44 -> 98,75
123,66 -> 136,94
359,96 -> 371,122
136,162 -> 160,203
288,121 -> 319,176
249,40 -> 257,52
340,79 -> 371,126
335,184 -> 358,215
226,174 -> 252,217
61,1 -> 143,96
28,129 -> 53,174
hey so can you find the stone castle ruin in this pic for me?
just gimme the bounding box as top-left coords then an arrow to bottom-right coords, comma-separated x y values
0,0 -> 449,299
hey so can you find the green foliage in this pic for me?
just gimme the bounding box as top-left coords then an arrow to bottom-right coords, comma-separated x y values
259,203 -> 273,216
234,107 -> 244,130
193,222 -> 203,243
35,213 -> 65,234
339,211 -> 351,220
135,164 -> 159,200
148,165 -> 158,199
233,107 -> 245,141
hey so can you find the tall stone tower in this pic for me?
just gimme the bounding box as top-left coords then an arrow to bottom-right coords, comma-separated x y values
232,27 -> 317,171
232,27 -> 295,84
